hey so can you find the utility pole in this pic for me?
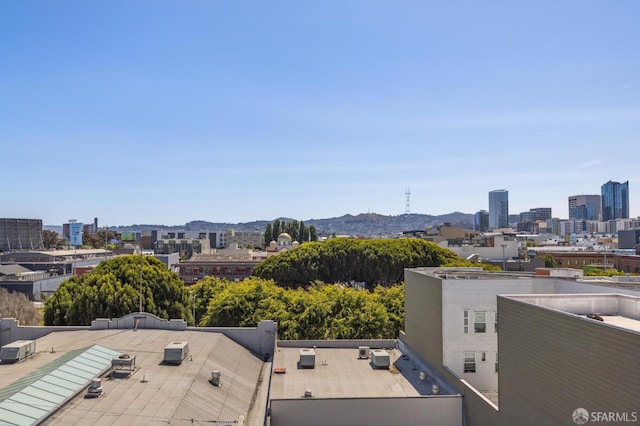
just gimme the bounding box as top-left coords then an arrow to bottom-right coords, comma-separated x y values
139,238 -> 143,313
501,244 -> 508,271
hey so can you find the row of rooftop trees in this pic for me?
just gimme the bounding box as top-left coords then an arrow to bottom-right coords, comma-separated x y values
264,219 -> 318,247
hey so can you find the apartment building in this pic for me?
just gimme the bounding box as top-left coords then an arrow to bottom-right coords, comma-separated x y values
402,267 -> 640,426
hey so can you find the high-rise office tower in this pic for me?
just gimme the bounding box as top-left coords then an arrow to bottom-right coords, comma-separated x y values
601,181 -> 629,221
488,189 -> 509,229
568,194 -> 601,221
474,210 -> 489,232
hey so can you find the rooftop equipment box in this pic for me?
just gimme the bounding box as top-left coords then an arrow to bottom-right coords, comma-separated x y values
164,341 -> 189,364
371,349 -> 390,369
0,340 -> 36,363
299,348 -> 315,368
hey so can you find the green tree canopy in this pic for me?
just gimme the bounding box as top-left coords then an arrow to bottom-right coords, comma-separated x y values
42,230 -> 62,249
43,255 -> 190,325
195,277 -> 404,339
252,237 -> 468,288
543,253 -> 557,268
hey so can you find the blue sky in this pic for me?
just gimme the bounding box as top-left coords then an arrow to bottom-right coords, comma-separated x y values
2,1 -> 639,226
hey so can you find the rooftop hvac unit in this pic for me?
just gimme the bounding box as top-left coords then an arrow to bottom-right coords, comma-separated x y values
0,340 -> 36,363
163,341 -> 189,365
358,346 -> 370,359
299,348 -> 315,368
370,349 -> 390,369
432,384 -> 441,394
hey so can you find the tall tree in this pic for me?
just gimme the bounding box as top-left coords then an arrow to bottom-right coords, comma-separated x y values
44,255 -> 190,325
299,221 -> 306,242
42,230 -> 62,249
273,219 -> 281,240
264,223 -> 273,247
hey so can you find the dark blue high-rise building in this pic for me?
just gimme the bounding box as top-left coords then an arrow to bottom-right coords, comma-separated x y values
488,189 -> 509,229
475,210 -> 489,232
601,180 -> 629,221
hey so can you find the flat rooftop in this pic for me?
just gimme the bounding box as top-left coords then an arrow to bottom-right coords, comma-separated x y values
586,315 -> 640,333
505,293 -> 640,334
269,346 -> 452,400
0,329 -> 267,425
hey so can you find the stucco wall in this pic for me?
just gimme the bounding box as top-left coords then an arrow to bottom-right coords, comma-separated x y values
269,396 -> 462,426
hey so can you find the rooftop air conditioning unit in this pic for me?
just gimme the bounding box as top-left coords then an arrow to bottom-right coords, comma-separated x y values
163,341 -> 189,365
0,340 -> 36,363
299,348 -> 315,368
370,349 -> 390,369
358,346 -> 370,359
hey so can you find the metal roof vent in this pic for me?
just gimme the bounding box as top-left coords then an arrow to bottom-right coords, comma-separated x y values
86,378 -> 104,398
210,370 -> 222,387
432,384 -> 440,394
303,389 -> 313,398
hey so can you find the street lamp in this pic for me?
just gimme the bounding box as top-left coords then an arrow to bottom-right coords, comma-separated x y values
192,294 -> 198,327
139,240 -> 143,313
501,244 -> 509,271
104,227 -> 109,258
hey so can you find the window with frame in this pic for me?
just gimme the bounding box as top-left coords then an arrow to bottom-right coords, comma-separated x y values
474,312 -> 486,333
494,311 -> 498,333
481,352 -> 486,362
464,352 -> 476,373
463,310 -> 469,334
495,352 -> 499,373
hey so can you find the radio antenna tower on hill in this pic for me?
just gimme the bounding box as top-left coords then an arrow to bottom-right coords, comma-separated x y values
405,187 -> 411,215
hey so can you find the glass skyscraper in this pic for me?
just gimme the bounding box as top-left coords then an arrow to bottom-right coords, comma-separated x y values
488,189 -> 509,229
475,210 -> 489,232
601,180 -> 629,221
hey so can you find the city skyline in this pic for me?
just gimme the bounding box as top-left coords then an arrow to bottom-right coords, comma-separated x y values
2,1 -> 639,226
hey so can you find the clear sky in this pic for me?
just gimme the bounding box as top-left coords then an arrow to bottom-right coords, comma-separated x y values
2,1 -> 639,226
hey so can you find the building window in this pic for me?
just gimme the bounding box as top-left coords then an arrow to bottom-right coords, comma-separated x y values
481,352 -> 486,362
463,310 -> 469,334
464,352 -> 476,373
474,312 -> 486,333
494,312 -> 498,333
495,353 -> 499,373
557,259 -> 562,266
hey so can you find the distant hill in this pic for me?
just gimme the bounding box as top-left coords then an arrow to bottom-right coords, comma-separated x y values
64,212 -> 475,238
